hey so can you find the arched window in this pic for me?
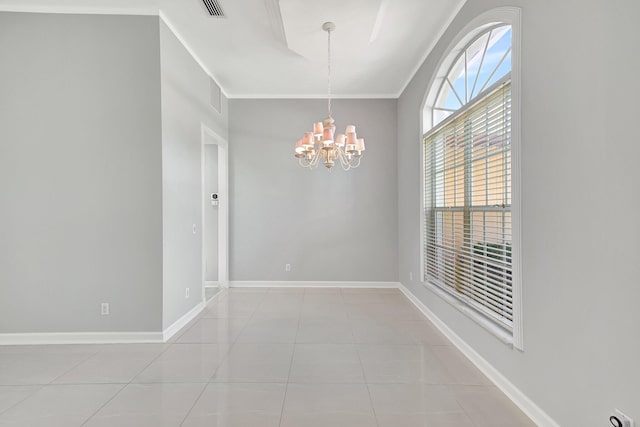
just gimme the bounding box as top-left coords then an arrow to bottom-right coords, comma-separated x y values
422,9 -> 522,349
432,25 -> 512,125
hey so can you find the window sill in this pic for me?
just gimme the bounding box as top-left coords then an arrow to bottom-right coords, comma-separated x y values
422,281 -> 515,348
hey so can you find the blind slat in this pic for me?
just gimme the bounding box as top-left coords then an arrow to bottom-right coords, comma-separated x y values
424,81 -> 513,330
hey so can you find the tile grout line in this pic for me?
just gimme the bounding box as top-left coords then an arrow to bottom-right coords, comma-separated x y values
1,287 -> 500,426
277,287 -> 304,427
81,290 -> 228,426
0,384 -> 44,418
178,287 -> 267,426
78,342 -> 180,426
345,288 -> 382,427
176,383 -> 208,427
47,346 -> 103,384
12,344 -> 116,426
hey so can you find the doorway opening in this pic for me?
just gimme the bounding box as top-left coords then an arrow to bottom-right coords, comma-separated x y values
201,125 -> 229,303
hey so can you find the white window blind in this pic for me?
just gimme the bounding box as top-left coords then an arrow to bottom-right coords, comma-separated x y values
424,81 -> 512,329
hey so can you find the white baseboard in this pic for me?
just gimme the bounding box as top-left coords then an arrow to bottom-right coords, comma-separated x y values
230,281 -> 400,288
0,331 -> 163,345
206,281 -> 230,289
398,283 -> 560,427
1,295 -> 219,346
162,301 -> 204,342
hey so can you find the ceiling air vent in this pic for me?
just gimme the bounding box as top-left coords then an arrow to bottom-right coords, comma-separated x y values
201,0 -> 225,17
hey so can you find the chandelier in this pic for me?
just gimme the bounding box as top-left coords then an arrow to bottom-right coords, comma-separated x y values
294,22 -> 365,170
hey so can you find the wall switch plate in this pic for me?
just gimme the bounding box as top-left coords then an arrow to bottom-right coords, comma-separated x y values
409,272 -> 413,281
192,224 -> 197,234
610,410 -> 634,427
185,288 -> 190,298
285,264 -> 291,272
101,303 -> 109,316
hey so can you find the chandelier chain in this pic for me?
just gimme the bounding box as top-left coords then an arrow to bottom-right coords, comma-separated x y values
327,27 -> 331,118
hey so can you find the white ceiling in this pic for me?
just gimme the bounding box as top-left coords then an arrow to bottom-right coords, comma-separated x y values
0,0 -> 466,98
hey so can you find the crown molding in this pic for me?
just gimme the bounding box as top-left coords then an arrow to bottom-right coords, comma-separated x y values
264,0 -> 287,47
395,0 -> 468,98
0,1 -> 469,100
158,11 -> 229,99
0,5 -> 231,98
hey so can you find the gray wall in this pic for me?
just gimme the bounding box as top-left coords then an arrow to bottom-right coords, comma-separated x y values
229,99 -> 398,282
397,1 -> 640,425
0,12 -> 163,333
159,20 -> 228,329
204,144 -> 219,282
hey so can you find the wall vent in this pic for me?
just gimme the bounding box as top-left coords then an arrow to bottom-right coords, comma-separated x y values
201,0 -> 225,17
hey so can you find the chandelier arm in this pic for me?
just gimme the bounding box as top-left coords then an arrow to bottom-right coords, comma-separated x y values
300,157 -> 313,169
311,149 -> 321,168
340,157 -> 351,171
336,147 -> 349,169
344,152 -> 353,171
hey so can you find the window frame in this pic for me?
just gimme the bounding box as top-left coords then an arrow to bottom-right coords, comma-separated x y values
419,7 -> 523,350
425,76 -> 513,328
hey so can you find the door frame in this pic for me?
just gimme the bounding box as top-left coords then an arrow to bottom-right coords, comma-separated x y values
200,124 -> 229,301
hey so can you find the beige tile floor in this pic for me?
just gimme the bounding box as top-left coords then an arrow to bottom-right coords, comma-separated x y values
0,288 -> 536,426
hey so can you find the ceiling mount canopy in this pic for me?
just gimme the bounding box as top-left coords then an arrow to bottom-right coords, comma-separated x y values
321,21 -> 336,32
294,22 -> 365,170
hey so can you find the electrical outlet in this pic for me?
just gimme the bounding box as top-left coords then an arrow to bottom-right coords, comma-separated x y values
185,288 -> 190,298
610,409 -> 634,427
409,271 -> 413,281
101,303 -> 110,316
285,264 -> 291,272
